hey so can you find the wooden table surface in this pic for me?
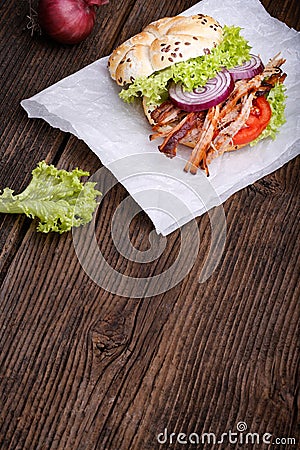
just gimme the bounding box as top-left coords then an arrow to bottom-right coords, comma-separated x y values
0,1 -> 299,449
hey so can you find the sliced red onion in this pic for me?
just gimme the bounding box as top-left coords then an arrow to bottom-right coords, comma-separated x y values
169,69 -> 234,112
229,54 -> 264,81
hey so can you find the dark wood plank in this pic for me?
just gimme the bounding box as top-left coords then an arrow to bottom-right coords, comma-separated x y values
261,0 -> 300,29
0,1 -> 299,449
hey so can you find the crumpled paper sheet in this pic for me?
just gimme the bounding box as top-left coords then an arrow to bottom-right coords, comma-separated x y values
21,0 -> 300,235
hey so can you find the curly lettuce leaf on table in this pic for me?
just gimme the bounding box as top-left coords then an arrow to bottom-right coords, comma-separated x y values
0,161 -> 101,233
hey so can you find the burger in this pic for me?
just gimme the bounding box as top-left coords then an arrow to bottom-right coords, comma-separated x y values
108,14 -> 287,175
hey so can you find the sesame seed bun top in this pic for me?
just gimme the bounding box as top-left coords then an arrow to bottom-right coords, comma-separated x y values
108,14 -> 223,86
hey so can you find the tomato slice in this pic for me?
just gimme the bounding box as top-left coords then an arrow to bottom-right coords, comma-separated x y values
232,96 -> 272,146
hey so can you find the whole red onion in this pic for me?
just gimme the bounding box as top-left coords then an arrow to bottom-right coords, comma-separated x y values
37,0 -> 108,45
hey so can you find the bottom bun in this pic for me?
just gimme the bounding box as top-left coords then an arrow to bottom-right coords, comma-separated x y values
142,97 -> 158,125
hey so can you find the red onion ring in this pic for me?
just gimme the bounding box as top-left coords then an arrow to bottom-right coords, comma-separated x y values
169,69 -> 234,112
228,54 -> 264,81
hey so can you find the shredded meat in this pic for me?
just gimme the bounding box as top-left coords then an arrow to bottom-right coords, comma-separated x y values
211,93 -> 254,157
151,100 -> 185,126
184,106 -> 220,175
158,111 -> 205,157
256,70 -> 287,96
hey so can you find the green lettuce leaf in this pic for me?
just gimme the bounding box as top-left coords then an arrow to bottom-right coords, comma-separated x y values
250,83 -> 287,146
0,161 -> 101,233
119,25 -> 251,104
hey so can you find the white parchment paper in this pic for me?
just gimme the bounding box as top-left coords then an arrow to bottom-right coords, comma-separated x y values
21,0 -> 300,235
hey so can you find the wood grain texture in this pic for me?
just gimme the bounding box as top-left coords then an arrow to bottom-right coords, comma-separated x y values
0,1 -> 299,449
